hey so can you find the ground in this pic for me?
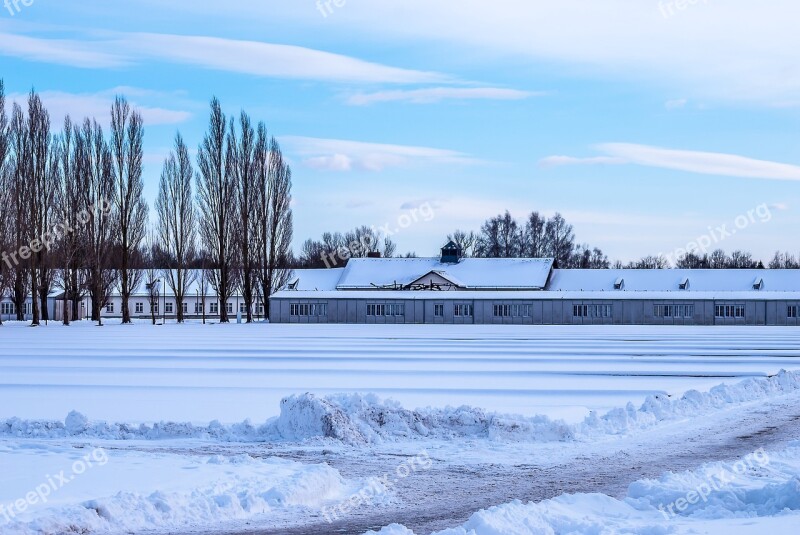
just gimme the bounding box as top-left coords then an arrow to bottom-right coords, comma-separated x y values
1,322 -> 799,534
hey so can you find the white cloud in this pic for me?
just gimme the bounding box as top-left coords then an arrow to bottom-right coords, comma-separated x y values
544,143 -> 800,181
346,87 -> 539,105
0,31 -> 124,68
539,155 -> 626,167
597,143 -> 800,181
665,98 -> 688,109
281,136 -> 481,172
289,0 -> 800,105
7,88 -> 191,126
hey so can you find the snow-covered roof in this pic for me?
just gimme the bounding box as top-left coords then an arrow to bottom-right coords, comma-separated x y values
336,258 -> 555,290
286,269 -> 344,291
547,269 -> 800,293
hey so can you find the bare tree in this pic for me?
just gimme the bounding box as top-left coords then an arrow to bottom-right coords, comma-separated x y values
522,212 -> 548,258
79,118 -> 116,325
110,97 -> 148,324
0,81 -> 9,325
156,133 -> 197,323
8,103 -> 30,321
476,212 -> 521,258
196,98 -> 237,323
232,112 -> 258,322
255,133 -> 293,317
446,230 -> 477,258
544,213 -> 575,267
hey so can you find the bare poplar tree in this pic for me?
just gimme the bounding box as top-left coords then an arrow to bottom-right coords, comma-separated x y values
0,81 -> 9,325
196,98 -> 237,323
156,133 -> 197,323
110,97 -> 148,324
255,133 -> 293,318
8,103 -> 30,321
79,118 -> 116,325
233,112 -> 258,322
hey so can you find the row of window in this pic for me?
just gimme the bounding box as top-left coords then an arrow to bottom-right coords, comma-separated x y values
573,304 -> 613,318
715,305 -> 746,319
110,302 -> 263,315
367,304 -> 406,316
494,304 -> 535,318
654,305 -> 695,318
290,303 -> 328,317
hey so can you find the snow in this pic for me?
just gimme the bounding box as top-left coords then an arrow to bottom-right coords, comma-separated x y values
364,442 -> 800,535
287,268 -> 345,291
335,258 -> 554,290
2,323 -> 800,425
0,442 -> 349,535
547,268 -> 800,293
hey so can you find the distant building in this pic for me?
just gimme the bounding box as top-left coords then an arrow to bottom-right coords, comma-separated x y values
270,244 -> 800,326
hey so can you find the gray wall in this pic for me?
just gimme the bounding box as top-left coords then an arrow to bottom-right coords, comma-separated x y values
270,297 -> 800,326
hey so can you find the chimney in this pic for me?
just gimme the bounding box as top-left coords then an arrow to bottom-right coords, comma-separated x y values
367,252 -> 382,259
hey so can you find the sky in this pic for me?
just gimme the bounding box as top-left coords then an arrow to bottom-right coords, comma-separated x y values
1,0 -> 799,263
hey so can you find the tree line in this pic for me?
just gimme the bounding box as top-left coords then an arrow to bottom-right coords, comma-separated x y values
0,81 -> 292,326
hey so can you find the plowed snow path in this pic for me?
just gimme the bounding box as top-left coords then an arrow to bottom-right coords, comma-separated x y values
199,391 -> 800,535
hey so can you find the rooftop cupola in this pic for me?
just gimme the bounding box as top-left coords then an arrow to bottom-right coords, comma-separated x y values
441,241 -> 463,264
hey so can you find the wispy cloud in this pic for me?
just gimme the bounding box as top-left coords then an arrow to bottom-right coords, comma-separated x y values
0,29 -> 447,84
0,31 -> 124,68
539,155 -> 626,167
281,136 -> 481,172
346,87 -> 539,105
542,143 -> 800,181
7,88 -> 192,126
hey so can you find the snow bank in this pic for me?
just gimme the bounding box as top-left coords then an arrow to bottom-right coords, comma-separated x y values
2,370 -> 799,445
1,448 -> 347,535
364,442 -> 800,535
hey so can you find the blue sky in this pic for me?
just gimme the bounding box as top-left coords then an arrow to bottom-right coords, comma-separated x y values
1,0 -> 799,262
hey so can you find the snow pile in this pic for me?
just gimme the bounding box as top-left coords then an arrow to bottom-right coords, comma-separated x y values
364,443 -> 800,535
273,393 -> 574,444
1,450 -> 348,535
2,370 -> 799,445
578,369 -> 800,438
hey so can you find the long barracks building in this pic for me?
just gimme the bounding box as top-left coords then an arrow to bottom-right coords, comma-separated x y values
269,242 -> 800,326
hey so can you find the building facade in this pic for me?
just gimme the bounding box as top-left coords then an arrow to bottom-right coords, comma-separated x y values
269,243 -> 800,326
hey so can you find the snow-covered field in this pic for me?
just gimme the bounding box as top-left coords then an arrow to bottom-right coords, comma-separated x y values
1,322 -> 799,534
2,322 -> 799,423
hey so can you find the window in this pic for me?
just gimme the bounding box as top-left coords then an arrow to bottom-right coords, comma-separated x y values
655,304 -> 695,318
715,304 -> 745,318
493,304 -> 512,317
210,302 -> 219,314
25,303 -> 31,315
240,302 -> 247,313
789,306 -> 798,318
195,302 -> 203,314
454,304 -> 474,317
257,302 -> 265,315
434,304 -> 444,317
226,302 -> 233,314
182,302 -> 188,314
1,302 -> 14,315
135,302 -> 144,314
152,302 -> 159,314
574,304 -> 613,318
106,303 -> 114,313
165,302 -> 174,314
368,303 -> 403,317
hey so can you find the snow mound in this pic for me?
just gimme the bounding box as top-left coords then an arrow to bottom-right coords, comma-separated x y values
365,443 -> 800,535
273,392 -> 574,444
2,454 -> 347,535
2,370 -> 798,445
